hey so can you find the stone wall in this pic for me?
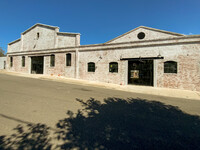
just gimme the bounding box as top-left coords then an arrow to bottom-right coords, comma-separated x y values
7,55 -> 29,73
8,39 -> 21,53
157,44 -> 200,91
57,34 -> 77,48
77,43 -> 200,91
22,26 -> 56,51
45,52 -> 76,78
0,57 -> 6,69
7,24 -> 80,53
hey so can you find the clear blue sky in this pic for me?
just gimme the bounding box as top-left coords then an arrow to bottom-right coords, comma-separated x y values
0,0 -> 200,53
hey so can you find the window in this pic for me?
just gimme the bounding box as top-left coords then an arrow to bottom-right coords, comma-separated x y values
137,32 -> 145,39
164,61 -> 177,73
88,62 -> 95,72
66,53 -> 71,66
109,62 -> 118,73
50,54 -> 55,67
37,32 -> 40,40
10,57 -> 13,67
22,56 -> 25,67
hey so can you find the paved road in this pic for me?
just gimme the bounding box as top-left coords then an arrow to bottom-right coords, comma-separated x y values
0,73 -> 200,135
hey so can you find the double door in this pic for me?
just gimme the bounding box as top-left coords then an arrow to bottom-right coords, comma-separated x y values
128,60 -> 153,86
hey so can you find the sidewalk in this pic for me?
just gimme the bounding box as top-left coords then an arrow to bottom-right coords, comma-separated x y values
1,70 -> 200,100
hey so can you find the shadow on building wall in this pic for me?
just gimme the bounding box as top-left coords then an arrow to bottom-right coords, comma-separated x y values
1,98 -> 200,150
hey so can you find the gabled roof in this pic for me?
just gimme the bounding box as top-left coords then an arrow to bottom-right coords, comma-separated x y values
22,23 -> 59,35
105,26 -> 184,43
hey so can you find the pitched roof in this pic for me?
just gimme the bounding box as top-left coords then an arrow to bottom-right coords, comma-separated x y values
105,26 -> 184,43
22,23 -> 59,35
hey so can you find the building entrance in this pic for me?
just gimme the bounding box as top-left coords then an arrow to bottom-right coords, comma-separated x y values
31,56 -> 44,74
128,60 -> 153,86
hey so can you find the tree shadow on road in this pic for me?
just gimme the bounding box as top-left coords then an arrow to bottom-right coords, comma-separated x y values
0,124 -> 52,150
1,97 -> 200,150
56,98 -> 200,150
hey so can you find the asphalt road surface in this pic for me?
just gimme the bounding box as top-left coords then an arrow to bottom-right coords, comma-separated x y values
0,73 -> 200,136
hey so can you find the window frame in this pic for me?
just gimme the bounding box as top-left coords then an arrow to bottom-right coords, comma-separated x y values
22,56 -> 25,67
109,62 -> 118,73
88,62 -> 95,72
50,54 -> 55,67
164,61 -> 177,74
66,53 -> 71,66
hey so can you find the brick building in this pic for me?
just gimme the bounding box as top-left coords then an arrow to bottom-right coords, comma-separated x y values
7,23 -> 200,91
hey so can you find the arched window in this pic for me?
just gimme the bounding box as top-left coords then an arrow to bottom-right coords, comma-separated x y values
50,54 -> 55,67
164,61 -> 177,73
22,56 -> 25,67
88,62 -> 95,72
10,57 -> 13,67
66,53 -> 71,66
109,62 -> 118,73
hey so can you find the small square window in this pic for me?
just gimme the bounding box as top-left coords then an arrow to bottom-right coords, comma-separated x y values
109,62 -> 118,73
164,61 -> 177,73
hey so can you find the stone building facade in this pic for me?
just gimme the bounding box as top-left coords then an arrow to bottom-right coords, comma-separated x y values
7,23 -> 200,91
0,56 -> 6,70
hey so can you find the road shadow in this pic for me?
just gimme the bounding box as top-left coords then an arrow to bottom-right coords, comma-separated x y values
1,97 -> 200,150
56,98 -> 200,150
0,124 -> 52,150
